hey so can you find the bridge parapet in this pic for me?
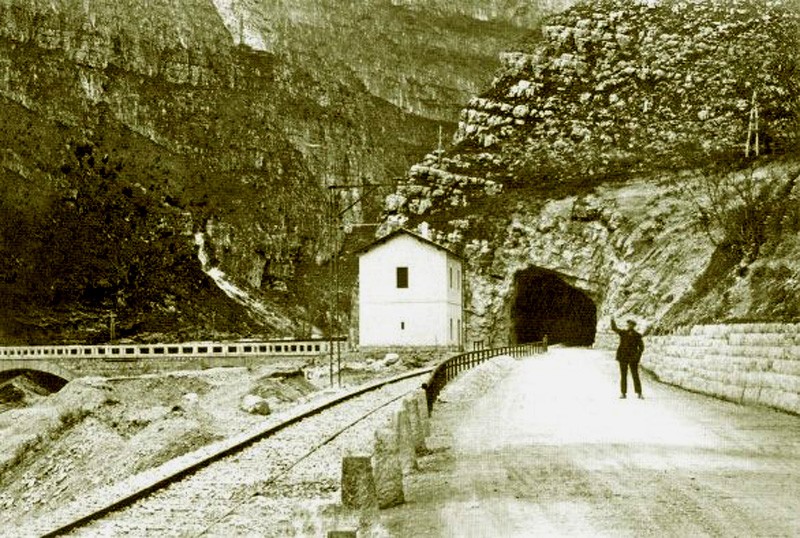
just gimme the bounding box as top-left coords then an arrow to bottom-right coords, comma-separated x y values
0,339 -> 337,381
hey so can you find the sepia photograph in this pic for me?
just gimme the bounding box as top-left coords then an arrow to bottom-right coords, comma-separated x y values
0,0 -> 799,536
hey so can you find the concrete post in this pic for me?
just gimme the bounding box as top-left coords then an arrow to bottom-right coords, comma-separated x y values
341,455 -> 377,509
415,389 -> 430,436
403,396 -> 426,455
373,425 -> 404,508
394,408 -> 417,473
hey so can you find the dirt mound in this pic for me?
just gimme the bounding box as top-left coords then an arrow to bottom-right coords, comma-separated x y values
0,374 -> 52,412
249,369 -> 317,403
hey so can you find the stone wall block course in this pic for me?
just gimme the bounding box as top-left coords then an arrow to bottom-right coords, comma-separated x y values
758,389 -> 800,415
742,386 -> 762,405
642,324 -> 800,415
744,334 -> 791,347
771,358 -> 800,376
761,373 -> 800,393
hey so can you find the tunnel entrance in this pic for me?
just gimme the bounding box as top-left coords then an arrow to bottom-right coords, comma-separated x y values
511,268 -> 597,346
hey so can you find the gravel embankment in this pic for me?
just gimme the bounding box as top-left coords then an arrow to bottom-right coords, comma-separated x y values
22,375 -> 424,537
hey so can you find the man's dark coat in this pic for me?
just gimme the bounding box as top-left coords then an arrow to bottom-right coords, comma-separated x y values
611,320 -> 644,363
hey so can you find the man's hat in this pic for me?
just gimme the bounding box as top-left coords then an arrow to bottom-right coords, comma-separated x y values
627,319 -> 637,327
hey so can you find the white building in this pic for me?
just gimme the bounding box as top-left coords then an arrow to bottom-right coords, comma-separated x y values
357,229 -> 463,349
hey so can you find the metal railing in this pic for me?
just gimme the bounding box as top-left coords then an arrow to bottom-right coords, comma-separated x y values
422,339 -> 548,412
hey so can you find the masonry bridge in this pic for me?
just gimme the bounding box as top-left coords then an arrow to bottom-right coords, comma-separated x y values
0,339 -> 335,387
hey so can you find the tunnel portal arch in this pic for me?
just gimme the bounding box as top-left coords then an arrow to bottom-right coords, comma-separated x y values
511,267 -> 597,346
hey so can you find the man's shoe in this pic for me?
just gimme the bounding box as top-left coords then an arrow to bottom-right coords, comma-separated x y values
619,394 -> 626,399
637,394 -> 644,399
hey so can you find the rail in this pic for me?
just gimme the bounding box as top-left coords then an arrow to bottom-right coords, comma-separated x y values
423,339 -> 548,411
35,365 -> 433,537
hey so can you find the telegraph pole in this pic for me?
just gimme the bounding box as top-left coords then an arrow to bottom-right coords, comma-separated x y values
109,311 -> 116,342
326,178 -> 405,387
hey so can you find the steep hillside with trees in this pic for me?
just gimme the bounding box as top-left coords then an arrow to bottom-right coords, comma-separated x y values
381,0 -> 800,343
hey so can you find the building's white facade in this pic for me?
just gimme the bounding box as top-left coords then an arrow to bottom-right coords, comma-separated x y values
358,230 -> 463,348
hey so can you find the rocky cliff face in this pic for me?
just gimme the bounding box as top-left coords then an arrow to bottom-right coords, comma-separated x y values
0,0 -> 453,341
211,0 -> 575,121
383,0 -> 800,346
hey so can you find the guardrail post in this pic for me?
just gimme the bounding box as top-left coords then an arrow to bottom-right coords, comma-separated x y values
341,455 -> 377,509
373,426 -> 404,508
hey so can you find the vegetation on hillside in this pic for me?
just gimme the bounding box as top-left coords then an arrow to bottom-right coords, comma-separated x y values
0,0 -> 445,342
385,0 -> 800,242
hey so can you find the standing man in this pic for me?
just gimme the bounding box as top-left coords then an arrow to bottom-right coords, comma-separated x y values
611,318 -> 645,399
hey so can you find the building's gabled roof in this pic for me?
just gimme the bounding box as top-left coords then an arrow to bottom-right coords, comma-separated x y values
355,228 -> 461,259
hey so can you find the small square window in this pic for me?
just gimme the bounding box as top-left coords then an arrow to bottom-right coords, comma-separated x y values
396,267 -> 408,288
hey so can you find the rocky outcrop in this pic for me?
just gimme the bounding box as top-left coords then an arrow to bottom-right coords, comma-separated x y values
0,0 -> 448,341
209,0 -> 576,121
383,0 -> 800,344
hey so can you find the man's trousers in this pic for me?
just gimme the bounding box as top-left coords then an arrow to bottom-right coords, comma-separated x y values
619,361 -> 642,396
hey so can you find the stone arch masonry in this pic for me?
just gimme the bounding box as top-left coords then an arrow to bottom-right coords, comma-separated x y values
641,323 -> 800,415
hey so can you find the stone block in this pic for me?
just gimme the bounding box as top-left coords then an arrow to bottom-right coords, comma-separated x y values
328,531 -> 357,538
741,386 -> 762,405
413,389 -> 430,437
341,455 -> 377,509
403,397 -> 426,454
394,408 -> 417,473
758,388 -> 800,414
771,358 -> 800,376
373,426 -> 404,509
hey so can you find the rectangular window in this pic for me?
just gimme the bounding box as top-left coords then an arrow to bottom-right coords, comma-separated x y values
401,321 -> 405,330
396,267 -> 408,288
450,267 -> 453,288
450,318 -> 453,340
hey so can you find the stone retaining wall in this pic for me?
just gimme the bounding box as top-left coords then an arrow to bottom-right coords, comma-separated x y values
643,323 -> 800,415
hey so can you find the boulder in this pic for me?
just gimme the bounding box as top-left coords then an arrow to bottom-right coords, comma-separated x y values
240,394 -> 271,416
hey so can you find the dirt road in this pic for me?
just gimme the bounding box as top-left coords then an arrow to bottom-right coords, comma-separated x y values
381,347 -> 800,537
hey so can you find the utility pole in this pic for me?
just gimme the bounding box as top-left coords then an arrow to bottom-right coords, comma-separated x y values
109,311 -> 116,342
326,178 -> 405,387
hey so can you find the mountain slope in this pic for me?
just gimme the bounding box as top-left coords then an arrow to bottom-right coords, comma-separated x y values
380,0 -> 800,343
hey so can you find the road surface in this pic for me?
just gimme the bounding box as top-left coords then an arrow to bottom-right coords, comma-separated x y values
381,347 -> 800,537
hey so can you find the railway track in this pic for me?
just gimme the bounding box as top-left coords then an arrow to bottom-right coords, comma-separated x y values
14,367 -> 432,538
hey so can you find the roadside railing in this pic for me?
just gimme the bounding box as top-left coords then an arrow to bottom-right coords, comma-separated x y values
422,339 -> 548,412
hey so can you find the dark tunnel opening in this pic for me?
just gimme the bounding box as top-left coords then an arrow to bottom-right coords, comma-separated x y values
511,268 -> 597,346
